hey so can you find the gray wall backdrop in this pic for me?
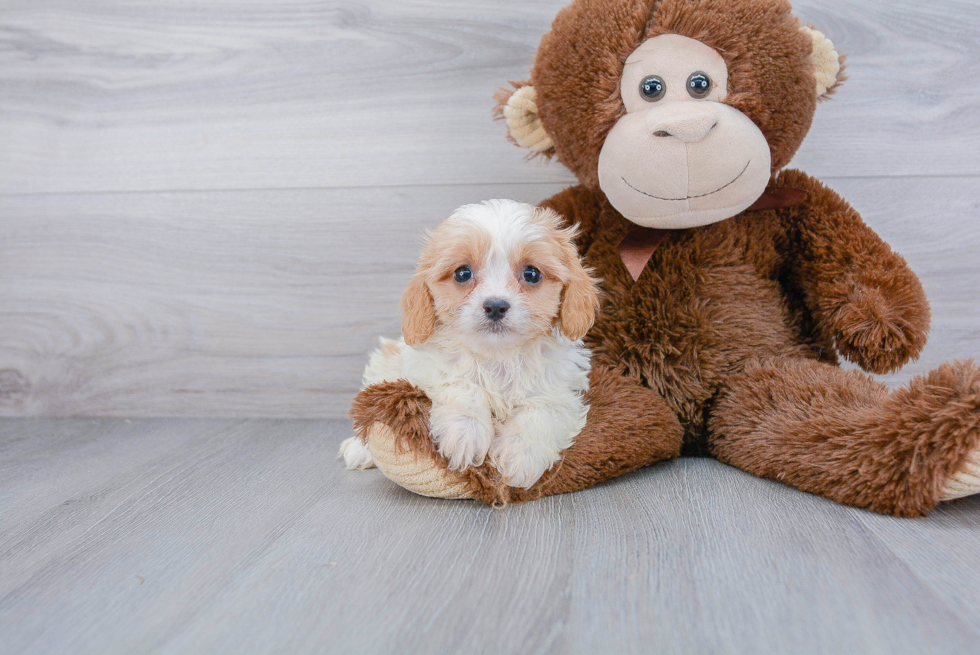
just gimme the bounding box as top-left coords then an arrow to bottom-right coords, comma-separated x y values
0,0 -> 978,418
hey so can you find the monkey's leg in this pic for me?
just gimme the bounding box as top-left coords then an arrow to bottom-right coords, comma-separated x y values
708,357 -> 980,517
507,365 -> 684,503
348,366 -> 684,504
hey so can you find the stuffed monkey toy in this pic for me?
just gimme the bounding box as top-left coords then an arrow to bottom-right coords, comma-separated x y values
350,0 -> 980,517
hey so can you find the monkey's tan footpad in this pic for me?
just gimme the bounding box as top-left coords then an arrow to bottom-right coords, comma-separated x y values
365,423 -> 475,500
941,446 -> 980,501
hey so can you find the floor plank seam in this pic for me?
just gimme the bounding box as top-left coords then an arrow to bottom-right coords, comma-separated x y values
1,173 -> 977,200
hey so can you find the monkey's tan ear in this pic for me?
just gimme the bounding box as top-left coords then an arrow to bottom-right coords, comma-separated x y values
802,26 -> 845,98
494,83 -> 555,154
400,274 -> 436,346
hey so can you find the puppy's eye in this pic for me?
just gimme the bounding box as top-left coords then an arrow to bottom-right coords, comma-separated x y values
522,266 -> 542,284
640,75 -> 666,102
453,266 -> 472,283
687,72 -> 712,98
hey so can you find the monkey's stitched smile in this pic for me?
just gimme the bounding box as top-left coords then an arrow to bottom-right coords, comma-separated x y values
621,159 -> 751,201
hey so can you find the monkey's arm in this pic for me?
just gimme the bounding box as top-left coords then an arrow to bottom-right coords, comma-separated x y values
778,169 -> 930,374
349,366 -> 683,504
538,185 -> 605,256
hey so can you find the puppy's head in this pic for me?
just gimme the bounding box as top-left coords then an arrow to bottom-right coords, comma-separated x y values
401,199 -> 599,348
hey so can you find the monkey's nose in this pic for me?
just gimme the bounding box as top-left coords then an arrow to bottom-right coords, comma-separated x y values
647,106 -> 718,143
483,298 -> 510,321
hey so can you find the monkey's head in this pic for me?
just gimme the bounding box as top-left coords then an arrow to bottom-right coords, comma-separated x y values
497,0 -> 844,229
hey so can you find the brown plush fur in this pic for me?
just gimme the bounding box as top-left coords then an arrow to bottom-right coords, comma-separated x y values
710,358 -> 980,517
354,0 -> 979,516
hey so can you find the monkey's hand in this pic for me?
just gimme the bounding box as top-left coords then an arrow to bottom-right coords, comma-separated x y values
825,271 -> 930,374
780,170 -> 931,375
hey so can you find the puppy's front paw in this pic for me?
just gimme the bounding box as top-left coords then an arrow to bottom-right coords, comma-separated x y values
429,408 -> 493,471
490,424 -> 563,489
338,436 -> 376,470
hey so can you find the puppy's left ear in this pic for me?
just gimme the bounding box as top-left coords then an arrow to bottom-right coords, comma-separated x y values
556,228 -> 600,342
400,273 -> 436,345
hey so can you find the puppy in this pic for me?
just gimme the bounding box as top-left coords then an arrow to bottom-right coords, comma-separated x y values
339,199 -> 600,488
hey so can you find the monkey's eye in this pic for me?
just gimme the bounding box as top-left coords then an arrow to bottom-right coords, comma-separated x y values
453,266 -> 473,283
522,266 -> 542,284
687,72 -> 712,98
639,75 -> 666,102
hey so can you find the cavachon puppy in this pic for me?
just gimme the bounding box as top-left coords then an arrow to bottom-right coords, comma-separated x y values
340,199 -> 600,488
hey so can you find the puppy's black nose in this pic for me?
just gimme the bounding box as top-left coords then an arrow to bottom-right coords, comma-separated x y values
483,298 -> 510,321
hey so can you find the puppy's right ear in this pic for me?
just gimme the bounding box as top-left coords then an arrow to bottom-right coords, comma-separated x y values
553,221 -> 600,342
560,263 -> 599,342
400,273 -> 436,345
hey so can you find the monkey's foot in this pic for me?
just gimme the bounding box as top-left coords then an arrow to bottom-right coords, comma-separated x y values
941,446 -> 980,501
365,422 -> 475,500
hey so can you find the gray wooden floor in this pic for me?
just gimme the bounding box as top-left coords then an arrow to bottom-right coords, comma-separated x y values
2,418 -> 980,654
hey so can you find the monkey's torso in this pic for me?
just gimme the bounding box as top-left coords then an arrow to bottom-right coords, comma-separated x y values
548,175 -> 837,451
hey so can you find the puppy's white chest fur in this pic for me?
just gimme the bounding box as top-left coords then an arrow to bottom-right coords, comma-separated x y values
361,329 -> 591,487
424,334 -> 588,420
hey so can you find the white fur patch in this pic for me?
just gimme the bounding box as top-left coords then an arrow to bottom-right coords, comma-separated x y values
338,436 -> 376,470
490,400 -> 587,488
